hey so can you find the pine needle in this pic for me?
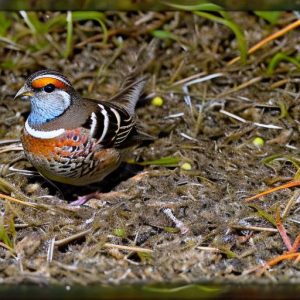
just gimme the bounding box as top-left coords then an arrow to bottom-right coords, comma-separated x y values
228,19 -> 300,65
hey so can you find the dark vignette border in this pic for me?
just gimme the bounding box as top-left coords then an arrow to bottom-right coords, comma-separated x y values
0,0 -> 299,11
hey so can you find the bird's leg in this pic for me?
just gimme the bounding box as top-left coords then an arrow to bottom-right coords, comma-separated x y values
69,190 -> 130,206
69,192 -> 101,206
69,172 -> 149,206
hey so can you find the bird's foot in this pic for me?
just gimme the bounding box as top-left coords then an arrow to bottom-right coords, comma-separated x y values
69,190 -> 130,206
69,192 -> 101,206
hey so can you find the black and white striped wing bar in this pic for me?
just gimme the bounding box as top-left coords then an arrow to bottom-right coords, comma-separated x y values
85,102 -> 135,148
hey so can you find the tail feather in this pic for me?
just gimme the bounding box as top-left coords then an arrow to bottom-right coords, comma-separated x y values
109,39 -> 158,115
108,76 -> 148,116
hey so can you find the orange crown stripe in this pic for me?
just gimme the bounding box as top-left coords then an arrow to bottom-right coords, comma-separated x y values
31,77 -> 66,89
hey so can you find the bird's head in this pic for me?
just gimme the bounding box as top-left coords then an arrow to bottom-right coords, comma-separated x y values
15,70 -> 78,126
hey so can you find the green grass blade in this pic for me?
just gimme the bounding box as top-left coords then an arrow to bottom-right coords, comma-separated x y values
0,12 -> 12,36
248,204 -> 276,227
63,11 -> 73,58
136,156 -> 180,167
194,11 -> 247,63
20,11 -> 45,34
267,52 -> 300,75
254,11 -> 282,25
72,11 -> 107,43
163,2 -> 222,11
0,217 -> 13,249
151,29 -> 177,40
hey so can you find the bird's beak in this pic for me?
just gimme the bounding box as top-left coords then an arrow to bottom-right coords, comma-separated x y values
14,86 -> 34,100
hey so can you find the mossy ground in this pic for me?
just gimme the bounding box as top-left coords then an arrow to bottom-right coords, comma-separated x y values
0,12 -> 299,286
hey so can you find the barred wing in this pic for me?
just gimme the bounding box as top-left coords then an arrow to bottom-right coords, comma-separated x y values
82,101 -> 136,148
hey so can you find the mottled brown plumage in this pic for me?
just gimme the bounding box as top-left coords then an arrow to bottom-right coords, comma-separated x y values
16,70 -> 147,187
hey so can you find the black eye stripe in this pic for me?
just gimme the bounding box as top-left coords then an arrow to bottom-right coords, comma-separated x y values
44,84 -> 55,93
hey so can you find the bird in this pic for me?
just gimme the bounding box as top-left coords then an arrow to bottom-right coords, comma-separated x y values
14,69 -> 149,204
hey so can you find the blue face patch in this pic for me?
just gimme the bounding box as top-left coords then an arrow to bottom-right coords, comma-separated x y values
27,91 -> 71,126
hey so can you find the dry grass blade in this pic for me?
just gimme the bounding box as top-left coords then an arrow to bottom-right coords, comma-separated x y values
196,246 -> 221,252
217,76 -> 262,98
54,229 -> 153,253
0,139 -> 20,145
230,225 -> 278,233
282,190 -> 300,219
54,229 -> 92,247
103,243 -> 153,254
0,177 -> 32,200
220,109 -> 283,130
0,144 -> 23,154
0,241 -> 15,254
270,79 -> 290,89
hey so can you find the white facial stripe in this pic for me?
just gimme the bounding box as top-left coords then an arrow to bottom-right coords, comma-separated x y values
34,74 -> 70,86
98,104 -> 109,143
90,112 -> 97,137
25,119 -> 65,139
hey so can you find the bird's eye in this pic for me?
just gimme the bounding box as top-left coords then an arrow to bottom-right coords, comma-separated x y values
44,84 -> 55,93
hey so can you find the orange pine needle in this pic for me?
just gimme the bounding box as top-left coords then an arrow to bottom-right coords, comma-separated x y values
275,209 -> 293,251
291,233 -> 300,253
228,19 -> 300,65
245,180 -> 300,202
266,252 -> 300,268
257,252 -> 300,276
